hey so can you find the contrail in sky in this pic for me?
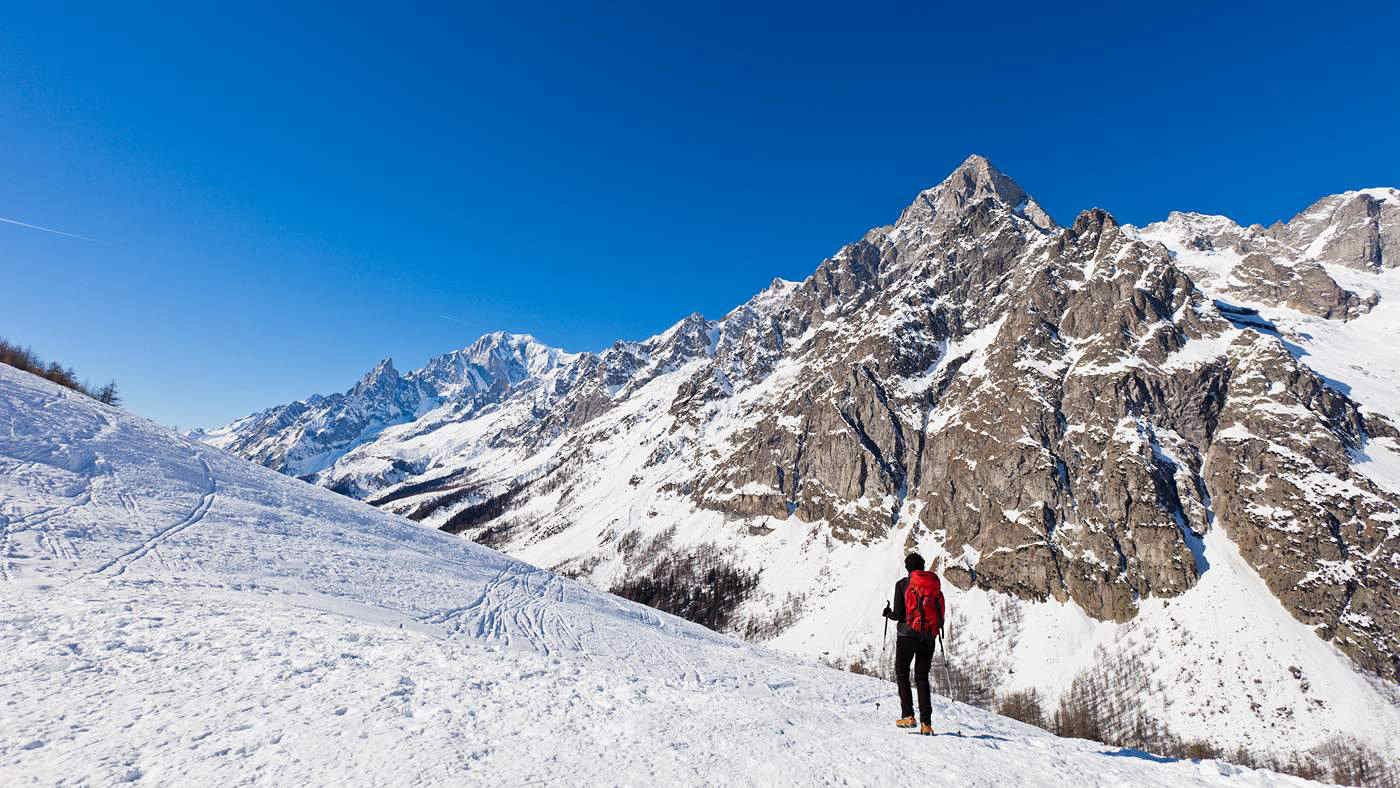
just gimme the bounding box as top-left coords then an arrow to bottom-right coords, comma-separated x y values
0,215 -> 96,241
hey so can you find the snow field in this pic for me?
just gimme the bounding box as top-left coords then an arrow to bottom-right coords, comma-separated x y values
1,578 -> 1310,787
0,365 -> 1319,786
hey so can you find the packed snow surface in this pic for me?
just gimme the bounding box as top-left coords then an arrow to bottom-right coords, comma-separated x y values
0,365 -> 1320,785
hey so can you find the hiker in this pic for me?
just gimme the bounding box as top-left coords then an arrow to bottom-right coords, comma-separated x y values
882,552 -> 944,735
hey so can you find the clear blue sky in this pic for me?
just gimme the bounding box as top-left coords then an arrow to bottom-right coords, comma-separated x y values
3,1 -> 1397,429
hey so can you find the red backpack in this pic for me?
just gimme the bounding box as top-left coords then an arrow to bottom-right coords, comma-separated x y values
904,570 -> 944,637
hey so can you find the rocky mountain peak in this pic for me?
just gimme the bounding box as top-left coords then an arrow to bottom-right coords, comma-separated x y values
947,153 -> 1026,201
631,312 -> 719,381
897,154 -> 1053,230
663,312 -> 717,349
414,331 -> 570,395
464,331 -> 541,360
351,357 -> 400,397
1070,206 -> 1119,235
1272,186 -> 1400,270
674,311 -> 710,331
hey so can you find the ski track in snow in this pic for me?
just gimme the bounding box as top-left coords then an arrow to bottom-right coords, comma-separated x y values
89,454 -> 215,579
0,365 -> 1320,786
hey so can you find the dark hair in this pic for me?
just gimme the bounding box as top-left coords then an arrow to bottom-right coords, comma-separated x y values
905,552 -> 925,572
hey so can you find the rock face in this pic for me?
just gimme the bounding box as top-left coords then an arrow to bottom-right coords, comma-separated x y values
207,157 -> 1400,687
1133,211 -> 1378,320
1204,333 -> 1400,678
1269,188 -> 1400,270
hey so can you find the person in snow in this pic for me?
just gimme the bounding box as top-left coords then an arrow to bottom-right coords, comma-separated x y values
882,552 -> 945,735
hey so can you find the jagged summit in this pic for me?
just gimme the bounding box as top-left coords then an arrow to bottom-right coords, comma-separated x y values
945,153 -> 1028,205
642,312 -> 714,349
1272,186 -> 1400,270
416,331 -> 574,390
464,330 -> 542,353
351,357 -> 401,396
898,154 -> 1055,230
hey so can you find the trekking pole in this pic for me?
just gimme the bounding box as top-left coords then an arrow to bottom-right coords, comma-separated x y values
940,628 -> 956,702
879,585 -> 892,680
939,628 -> 963,736
880,612 -> 890,680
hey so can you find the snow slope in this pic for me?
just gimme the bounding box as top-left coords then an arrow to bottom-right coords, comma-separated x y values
0,365 -> 1316,786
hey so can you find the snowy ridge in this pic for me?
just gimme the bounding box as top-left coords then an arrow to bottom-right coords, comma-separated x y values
1128,211 -> 1400,425
201,332 -> 575,481
0,364 -> 1324,785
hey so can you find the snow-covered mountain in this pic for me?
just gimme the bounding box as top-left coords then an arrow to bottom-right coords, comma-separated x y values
204,156 -> 1400,766
0,362 -> 1327,786
201,331 -> 575,484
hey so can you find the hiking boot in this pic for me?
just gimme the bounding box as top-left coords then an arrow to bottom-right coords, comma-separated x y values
895,716 -> 916,728
919,724 -> 933,736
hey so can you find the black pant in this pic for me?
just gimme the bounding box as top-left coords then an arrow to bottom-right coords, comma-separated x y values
895,634 -> 934,724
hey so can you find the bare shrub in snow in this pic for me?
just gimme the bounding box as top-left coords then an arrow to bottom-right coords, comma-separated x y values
1308,737 -> 1398,788
931,656 -> 996,711
998,689 -> 1046,729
